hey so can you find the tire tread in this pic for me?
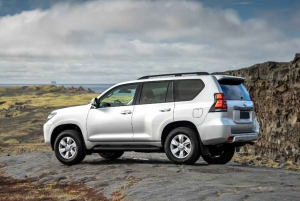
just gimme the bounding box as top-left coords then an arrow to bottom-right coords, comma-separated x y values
202,146 -> 235,164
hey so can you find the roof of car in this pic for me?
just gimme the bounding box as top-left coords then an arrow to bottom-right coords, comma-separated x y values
113,73 -> 244,86
119,75 -> 210,85
98,73 -> 246,97
138,72 -> 209,79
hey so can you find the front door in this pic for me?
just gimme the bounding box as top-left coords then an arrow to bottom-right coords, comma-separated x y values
87,83 -> 138,142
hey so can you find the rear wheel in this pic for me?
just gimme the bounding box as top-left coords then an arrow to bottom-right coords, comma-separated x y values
54,130 -> 86,166
164,127 -> 201,165
202,146 -> 235,164
98,151 -> 124,159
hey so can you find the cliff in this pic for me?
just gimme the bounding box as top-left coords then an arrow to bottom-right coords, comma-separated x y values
219,53 -> 300,165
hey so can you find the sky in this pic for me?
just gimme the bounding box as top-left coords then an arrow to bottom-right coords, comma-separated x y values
0,0 -> 299,84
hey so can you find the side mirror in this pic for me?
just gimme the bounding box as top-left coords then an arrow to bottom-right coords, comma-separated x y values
90,98 -> 98,108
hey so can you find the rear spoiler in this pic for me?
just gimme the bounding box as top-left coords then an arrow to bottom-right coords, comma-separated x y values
214,75 -> 245,84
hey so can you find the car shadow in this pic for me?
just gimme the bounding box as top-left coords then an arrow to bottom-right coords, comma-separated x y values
81,157 -> 209,166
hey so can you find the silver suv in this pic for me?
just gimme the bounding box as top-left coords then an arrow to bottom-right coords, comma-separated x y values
43,72 -> 259,165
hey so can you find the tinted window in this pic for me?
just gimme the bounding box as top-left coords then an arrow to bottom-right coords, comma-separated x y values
140,81 -> 170,104
99,84 -> 138,107
175,80 -> 204,101
220,83 -> 251,101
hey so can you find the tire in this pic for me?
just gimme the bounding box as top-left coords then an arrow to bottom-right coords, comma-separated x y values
54,130 -> 86,166
98,151 -> 124,159
164,127 -> 201,165
202,146 -> 235,164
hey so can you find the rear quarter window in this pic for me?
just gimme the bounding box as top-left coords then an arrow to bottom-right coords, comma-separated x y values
175,79 -> 204,101
220,83 -> 251,101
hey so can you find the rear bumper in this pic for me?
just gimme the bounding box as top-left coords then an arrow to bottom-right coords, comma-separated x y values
231,133 -> 258,142
197,113 -> 259,145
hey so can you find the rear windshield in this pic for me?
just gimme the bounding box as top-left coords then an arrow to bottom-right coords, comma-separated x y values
219,83 -> 251,101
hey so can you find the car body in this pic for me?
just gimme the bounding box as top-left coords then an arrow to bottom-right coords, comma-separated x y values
44,72 -> 259,165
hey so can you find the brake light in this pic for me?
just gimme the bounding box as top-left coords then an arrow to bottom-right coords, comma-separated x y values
210,93 -> 227,112
251,96 -> 257,112
215,93 -> 227,109
227,136 -> 234,141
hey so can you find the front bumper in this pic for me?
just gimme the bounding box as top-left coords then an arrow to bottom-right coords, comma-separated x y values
43,120 -> 56,146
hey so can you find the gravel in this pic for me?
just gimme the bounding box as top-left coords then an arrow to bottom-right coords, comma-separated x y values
1,151 -> 300,200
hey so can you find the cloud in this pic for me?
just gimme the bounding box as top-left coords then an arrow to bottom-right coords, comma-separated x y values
233,2 -> 253,5
0,0 -> 299,84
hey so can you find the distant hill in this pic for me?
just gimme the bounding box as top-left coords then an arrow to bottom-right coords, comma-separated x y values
0,85 -> 95,97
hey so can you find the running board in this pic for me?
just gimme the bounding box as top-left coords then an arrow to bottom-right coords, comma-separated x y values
92,145 -> 162,152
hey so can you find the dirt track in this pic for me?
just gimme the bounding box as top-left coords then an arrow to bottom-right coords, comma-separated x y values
0,151 -> 299,201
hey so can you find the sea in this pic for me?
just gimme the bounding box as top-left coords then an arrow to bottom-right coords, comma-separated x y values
0,84 -> 114,93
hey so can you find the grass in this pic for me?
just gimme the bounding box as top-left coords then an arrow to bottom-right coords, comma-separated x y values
0,85 -> 98,156
4,139 -> 19,144
0,93 -> 97,110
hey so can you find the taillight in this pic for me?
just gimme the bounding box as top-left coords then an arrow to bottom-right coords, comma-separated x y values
227,136 -> 234,141
209,93 -> 227,112
251,96 -> 257,112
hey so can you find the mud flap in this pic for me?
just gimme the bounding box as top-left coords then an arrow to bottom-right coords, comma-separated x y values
199,140 -> 210,156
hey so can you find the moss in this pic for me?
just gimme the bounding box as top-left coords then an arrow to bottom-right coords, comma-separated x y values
0,86 -> 99,155
0,87 -> 98,109
4,139 -> 19,144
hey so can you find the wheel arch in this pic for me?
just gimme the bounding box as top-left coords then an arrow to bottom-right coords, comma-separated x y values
50,124 -> 85,150
161,121 -> 201,149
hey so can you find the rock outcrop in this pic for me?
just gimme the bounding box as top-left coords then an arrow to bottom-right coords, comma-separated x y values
219,53 -> 300,164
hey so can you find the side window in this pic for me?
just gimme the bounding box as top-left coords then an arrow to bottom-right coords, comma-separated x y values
99,83 -> 138,107
140,81 -> 170,104
175,80 -> 204,101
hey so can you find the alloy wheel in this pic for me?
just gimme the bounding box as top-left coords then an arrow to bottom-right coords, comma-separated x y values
170,134 -> 192,159
58,137 -> 77,159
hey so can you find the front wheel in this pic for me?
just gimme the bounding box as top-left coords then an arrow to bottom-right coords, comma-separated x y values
54,130 -> 86,166
98,151 -> 124,159
202,146 -> 235,164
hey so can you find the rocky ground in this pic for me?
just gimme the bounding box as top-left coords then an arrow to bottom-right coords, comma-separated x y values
0,152 -> 299,201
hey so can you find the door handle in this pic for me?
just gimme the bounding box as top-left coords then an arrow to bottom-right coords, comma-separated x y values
159,108 -> 171,112
121,110 -> 132,115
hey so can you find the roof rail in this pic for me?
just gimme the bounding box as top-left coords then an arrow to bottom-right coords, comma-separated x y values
138,72 -> 209,80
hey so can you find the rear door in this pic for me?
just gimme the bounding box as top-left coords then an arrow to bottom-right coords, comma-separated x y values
173,79 -> 206,126
218,79 -> 255,134
132,81 -> 174,142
